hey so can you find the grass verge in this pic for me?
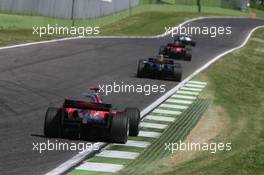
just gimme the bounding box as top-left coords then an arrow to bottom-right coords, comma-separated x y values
1,4 -> 264,46
154,28 -> 264,175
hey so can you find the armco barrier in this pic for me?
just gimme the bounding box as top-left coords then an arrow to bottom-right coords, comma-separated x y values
0,0 -> 139,19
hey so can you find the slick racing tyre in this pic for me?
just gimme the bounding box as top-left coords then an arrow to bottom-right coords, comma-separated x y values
125,108 -> 140,136
159,45 -> 166,54
185,52 -> 192,61
173,67 -> 182,82
137,60 -> 145,78
44,107 -> 62,138
110,113 -> 129,144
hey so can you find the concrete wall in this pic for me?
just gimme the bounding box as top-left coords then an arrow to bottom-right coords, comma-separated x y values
0,0 -> 139,19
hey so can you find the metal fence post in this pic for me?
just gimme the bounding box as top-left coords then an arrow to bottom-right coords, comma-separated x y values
71,0 -> 76,26
197,0 -> 201,12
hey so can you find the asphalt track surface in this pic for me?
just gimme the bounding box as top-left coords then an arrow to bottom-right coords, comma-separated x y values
0,18 -> 264,175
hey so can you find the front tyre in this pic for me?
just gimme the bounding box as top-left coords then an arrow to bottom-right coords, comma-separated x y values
44,107 -> 62,138
159,45 -> 166,54
137,60 -> 145,78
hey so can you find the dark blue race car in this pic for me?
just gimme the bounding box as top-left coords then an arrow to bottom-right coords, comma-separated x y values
137,56 -> 182,81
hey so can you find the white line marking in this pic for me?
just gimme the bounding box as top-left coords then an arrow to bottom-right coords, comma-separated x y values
141,122 -> 168,129
45,20 -> 264,175
97,150 -> 139,159
188,81 -> 207,85
180,87 -> 203,92
115,140 -> 150,148
166,99 -> 193,105
184,83 -> 206,88
160,103 -> 188,110
172,94 -> 197,100
177,90 -> 200,95
145,115 -> 176,122
153,109 -> 182,115
75,162 -> 124,173
138,131 -> 161,138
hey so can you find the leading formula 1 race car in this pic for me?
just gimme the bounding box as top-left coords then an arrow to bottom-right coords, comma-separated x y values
137,56 -> 182,81
174,34 -> 196,47
44,88 -> 140,144
159,41 -> 192,61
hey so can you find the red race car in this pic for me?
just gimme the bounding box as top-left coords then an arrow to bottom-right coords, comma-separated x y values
159,41 -> 192,61
44,88 -> 140,143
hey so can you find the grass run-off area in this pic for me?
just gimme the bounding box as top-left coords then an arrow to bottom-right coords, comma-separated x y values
153,28 -> 264,175
1,4 -> 264,46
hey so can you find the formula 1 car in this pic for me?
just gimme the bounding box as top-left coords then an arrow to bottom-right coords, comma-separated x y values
137,56 -> 182,81
44,88 -> 140,144
174,34 -> 196,47
159,41 -> 192,61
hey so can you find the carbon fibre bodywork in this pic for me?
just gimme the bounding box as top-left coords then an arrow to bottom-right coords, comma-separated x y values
137,57 -> 182,81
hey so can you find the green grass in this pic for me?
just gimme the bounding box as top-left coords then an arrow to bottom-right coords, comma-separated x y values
154,29 -> 264,175
68,170 -> 112,175
0,29 -> 62,46
141,0 -> 224,7
163,0 -> 222,7
1,4 -> 264,46
99,11 -> 205,36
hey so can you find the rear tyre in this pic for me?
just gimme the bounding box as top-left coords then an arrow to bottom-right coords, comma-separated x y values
159,45 -> 166,54
44,107 -> 62,138
173,67 -> 182,82
109,113 -> 129,144
185,53 -> 192,61
137,60 -> 145,78
191,41 -> 196,47
125,108 -> 140,136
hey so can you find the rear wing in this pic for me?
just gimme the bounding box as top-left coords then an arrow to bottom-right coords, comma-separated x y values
63,99 -> 112,112
146,58 -> 174,64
